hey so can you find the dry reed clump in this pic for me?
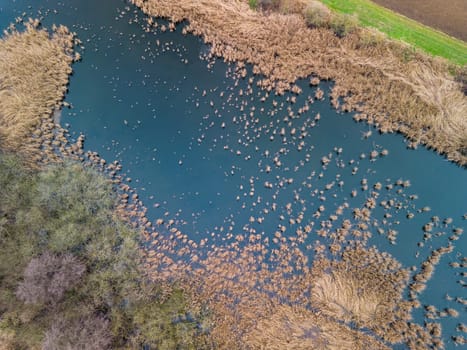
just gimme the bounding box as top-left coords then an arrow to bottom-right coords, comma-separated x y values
303,0 -> 331,28
257,0 -> 321,16
131,0 -> 467,165
277,0 -> 309,14
454,64 -> 467,95
310,246 -> 415,344
0,20 -> 76,164
329,12 -> 359,38
312,270 -> 383,324
357,26 -> 387,49
244,305 -> 390,350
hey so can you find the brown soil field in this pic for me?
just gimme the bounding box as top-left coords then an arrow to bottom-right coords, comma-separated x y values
372,0 -> 467,42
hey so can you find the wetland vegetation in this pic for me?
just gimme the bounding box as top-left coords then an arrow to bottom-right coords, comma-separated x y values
0,20 -> 76,165
133,0 -> 467,165
0,1 -> 466,349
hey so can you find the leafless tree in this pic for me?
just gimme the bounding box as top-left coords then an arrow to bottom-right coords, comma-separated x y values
16,251 -> 86,304
42,314 -> 112,350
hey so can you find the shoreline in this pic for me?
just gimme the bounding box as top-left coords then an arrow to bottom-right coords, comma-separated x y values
132,0 -> 467,166
0,11 -> 464,350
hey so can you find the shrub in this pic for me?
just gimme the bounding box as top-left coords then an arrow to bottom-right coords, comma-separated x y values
34,162 -> 115,252
303,0 -> 331,28
16,251 -> 85,305
0,154 -> 35,214
330,13 -> 359,38
258,0 -> 281,11
358,27 -> 387,48
42,315 -> 112,350
454,65 -> 467,95
0,155 -> 210,348
248,0 -> 258,9
36,162 -> 114,218
132,288 -> 204,349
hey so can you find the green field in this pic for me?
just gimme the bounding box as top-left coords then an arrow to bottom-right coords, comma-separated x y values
319,0 -> 467,65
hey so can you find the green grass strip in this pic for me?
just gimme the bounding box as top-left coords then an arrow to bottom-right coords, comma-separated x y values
319,0 -> 467,65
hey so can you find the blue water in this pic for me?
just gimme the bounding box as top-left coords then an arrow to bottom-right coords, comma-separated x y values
1,0 -> 465,347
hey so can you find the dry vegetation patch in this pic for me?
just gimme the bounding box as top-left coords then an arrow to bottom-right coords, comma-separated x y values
0,20 -> 75,163
143,237 -> 444,349
310,246 -> 425,345
297,245 -> 445,349
244,305 -> 390,349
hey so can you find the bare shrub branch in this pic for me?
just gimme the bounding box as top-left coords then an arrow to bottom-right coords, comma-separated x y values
16,251 -> 85,305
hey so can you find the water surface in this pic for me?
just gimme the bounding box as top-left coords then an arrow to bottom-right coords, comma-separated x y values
1,0 -> 465,347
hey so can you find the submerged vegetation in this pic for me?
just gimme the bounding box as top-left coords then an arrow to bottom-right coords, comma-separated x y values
0,155 -> 209,349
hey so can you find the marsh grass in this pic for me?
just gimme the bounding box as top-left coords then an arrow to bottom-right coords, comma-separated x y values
244,305 -> 390,349
309,246 -> 421,344
0,20 -> 75,164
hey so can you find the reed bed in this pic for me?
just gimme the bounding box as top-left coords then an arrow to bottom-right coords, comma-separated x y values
244,305 -> 390,349
139,226 -> 442,349
0,20 -> 76,164
132,0 -> 467,165
310,246 -> 415,343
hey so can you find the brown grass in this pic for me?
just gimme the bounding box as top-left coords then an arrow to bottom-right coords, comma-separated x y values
0,20 -> 75,164
142,233 -> 442,349
244,304 -> 390,349
310,246 -> 417,344
132,0 -> 467,165
312,270 -> 383,325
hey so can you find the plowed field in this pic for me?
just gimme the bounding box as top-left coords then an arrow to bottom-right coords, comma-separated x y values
372,0 -> 467,41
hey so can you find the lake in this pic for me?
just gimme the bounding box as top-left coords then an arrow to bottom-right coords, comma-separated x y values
1,0 -> 465,348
